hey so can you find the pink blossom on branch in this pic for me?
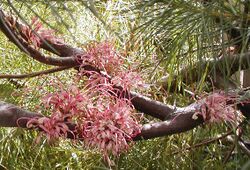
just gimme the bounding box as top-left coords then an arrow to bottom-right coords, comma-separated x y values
77,42 -> 144,92
26,117 -> 71,143
81,98 -> 142,156
79,42 -> 124,75
194,92 -> 243,124
20,17 -> 63,48
42,85 -> 88,120
26,41 -> 144,166
111,71 -> 144,91
76,42 -> 143,161
27,85 -> 142,164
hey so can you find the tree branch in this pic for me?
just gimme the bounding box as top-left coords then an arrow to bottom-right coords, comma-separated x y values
226,135 -> 250,158
0,9 -> 78,66
130,92 -> 175,120
135,112 -> 203,140
40,39 -> 84,57
0,88 -> 249,141
0,66 -> 75,79
0,100 -> 201,140
0,101 -> 42,128
0,9 -> 176,120
160,52 -> 250,91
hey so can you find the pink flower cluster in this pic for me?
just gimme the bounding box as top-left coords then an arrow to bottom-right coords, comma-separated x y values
20,17 -> 62,48
27,42 -> 143,164
80,42 -> 123,74
78,41 -> 143,91
27,117 -> 70,142
42,85 -> 86,120
26,85 -> 86,142
81,97 -> 141,165
196,92 -> 242,123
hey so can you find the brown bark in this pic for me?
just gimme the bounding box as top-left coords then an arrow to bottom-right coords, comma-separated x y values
0,100 -> 202,140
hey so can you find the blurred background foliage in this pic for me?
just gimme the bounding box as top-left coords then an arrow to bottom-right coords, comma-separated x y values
0,0 -> 250,169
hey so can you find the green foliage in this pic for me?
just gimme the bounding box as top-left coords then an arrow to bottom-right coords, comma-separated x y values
132,0 -> 250,91
0,82 -> 15,101
0,125 -> 249,169
0,128 -> 104,170
0,0 -> 249,169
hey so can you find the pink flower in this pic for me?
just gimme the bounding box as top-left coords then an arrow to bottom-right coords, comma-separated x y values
81,98 -> 141,157
27,117 -> 70,142
27,41 -> 144,166
78,42 -> 123,75
111,71 -> 143,91
20,17 -> 63,48
76,42 -> 144,98
42,85 -> 88,120
196,92 -> 242,123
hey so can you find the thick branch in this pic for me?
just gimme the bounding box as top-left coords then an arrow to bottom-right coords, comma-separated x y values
130,92 -> 175,120
134,108 -> 203,140
0,101 -> 77,139
0,100 -> 201,140
0,9 -> 78,66
40,39 -> 83,57
161,52 -> 250,91
1,88 -> 249,141
0,101 -> 42,128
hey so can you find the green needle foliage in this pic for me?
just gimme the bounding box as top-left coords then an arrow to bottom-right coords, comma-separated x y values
132,0 -> 250,91
0,0 -> 250,169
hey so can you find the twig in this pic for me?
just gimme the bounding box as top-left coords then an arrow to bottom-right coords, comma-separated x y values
223,141 -> 236,164
0,66 -> 75,79
170,130 -> 233,155
7,79 -> 24,88
226,135 -> 250,158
